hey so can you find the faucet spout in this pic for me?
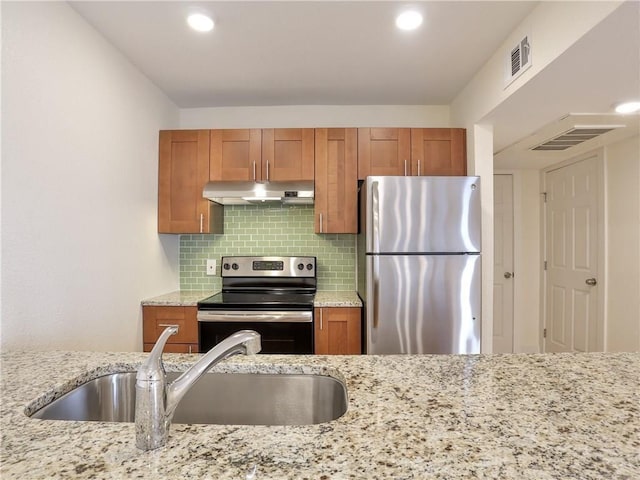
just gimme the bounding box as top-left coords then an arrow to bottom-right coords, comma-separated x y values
165,331 -> 261,420
135,328 -> 261,451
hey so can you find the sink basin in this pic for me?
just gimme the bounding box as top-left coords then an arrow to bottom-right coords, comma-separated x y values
31,371 -> 347,425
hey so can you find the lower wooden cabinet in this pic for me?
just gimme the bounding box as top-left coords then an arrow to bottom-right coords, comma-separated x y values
314,307 -> 362,355
142,305 -> 199,353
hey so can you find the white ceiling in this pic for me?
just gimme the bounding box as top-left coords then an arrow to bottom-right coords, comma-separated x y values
69,1 -> 639,169
69,1 -> 537,107
491,1 -> 640,169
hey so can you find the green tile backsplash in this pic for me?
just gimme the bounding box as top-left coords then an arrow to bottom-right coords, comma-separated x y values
180,204 -> 356,291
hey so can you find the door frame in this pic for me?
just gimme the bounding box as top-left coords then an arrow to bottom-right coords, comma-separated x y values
493,173 -> 515,353
540,149 -> 606,352
494,169 -> 542,353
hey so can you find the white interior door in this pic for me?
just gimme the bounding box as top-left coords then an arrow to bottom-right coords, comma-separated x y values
544,155 -> 600,352
493,174 -> 514,353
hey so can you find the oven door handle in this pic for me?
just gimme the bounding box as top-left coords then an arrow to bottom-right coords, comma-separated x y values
197,311 -> 312,323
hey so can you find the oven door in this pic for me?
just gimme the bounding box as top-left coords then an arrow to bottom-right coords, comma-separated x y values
197,310 -> 314,354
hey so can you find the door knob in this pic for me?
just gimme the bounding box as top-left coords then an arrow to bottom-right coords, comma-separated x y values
585,278 -> 597,286
504,272 -> 513,279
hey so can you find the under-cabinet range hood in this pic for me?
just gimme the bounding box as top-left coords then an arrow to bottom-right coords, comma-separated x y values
203,181 -> 314,206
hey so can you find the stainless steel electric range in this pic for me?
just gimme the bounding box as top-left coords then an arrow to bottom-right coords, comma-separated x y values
197,256 -> 316,354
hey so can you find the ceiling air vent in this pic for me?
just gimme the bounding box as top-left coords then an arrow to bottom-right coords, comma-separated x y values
530,126 -> 623,151
505,34 -> 531,88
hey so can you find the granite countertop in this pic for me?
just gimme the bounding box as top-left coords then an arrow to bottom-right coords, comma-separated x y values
141,290 -> 216,306
313,290 -> 362,307
1,351 -> 638,479
142,290 -> 362,307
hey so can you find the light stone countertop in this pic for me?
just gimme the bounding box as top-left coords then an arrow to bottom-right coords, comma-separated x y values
141,290 -> 216,306
141,290 -> 362,307
313,290 -> 362,307
1,351 -> 638,479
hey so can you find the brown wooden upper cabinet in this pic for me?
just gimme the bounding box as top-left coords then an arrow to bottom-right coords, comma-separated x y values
314,128 -> 358,234
358,127 -> 467,179
262,128 -> 315,181
357,128 -> 411,179
209,129 -> 262,181
158,130 -> 220,234
209,128 -> 314,182
410,128 -> 467,176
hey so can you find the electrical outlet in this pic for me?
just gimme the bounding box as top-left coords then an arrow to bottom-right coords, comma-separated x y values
206,259 -> 217,276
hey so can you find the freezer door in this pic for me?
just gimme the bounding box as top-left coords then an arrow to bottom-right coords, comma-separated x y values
365,254 -> 481,354
363,176 -> 481,253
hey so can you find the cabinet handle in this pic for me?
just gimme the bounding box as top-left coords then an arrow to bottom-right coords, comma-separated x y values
266,160 -> 270,180
319,309 -> 323,330
404,160 -> 408,176
253,161 -> 256,181
158,323 -> 179,332
319,213 -> 323,233
188,345 -> 192,354
417,159 -> 421,176
199,213 -> 203,233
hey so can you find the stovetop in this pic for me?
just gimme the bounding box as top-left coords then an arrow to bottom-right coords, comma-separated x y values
198,256 -> 317,311
197,291 -> 315,310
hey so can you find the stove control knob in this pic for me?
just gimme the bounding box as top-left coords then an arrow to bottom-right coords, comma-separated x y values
223,263 -> 230,270
232,263 -> 239,270
307,263 -> 314,270
297,263 -> 304,270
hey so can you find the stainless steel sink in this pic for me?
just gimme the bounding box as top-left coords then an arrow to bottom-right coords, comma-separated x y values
31,372 -> 347,425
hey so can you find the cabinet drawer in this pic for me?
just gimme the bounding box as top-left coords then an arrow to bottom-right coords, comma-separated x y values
142,306 -> 198,345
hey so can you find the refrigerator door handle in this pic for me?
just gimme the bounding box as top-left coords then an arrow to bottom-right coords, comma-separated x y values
367,255 -> 380,330
373,255 -> 379,328
372,180 -> 380,253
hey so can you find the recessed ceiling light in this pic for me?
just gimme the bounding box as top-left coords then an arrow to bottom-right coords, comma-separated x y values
187,13 -> 214,32
396,11 -> 423,31
614,101 -> 640,114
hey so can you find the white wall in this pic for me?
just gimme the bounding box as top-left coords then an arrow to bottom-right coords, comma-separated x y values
179,105 -> 450,129
502,136 -> 640,354
470,125 -> 495,352
450,1 -> 622,131
605,135 -> 640,352
1,2 -> 180,351
451,1 -> 623,353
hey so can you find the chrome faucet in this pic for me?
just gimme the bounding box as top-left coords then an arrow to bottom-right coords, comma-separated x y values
135,326 -> 261,451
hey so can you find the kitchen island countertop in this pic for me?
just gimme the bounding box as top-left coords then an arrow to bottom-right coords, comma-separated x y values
1,350 -> 638,479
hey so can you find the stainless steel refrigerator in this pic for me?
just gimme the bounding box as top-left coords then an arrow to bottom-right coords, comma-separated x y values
357,176 -> 481,354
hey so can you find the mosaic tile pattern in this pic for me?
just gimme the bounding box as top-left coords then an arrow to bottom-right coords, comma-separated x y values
180,204 -> 356,291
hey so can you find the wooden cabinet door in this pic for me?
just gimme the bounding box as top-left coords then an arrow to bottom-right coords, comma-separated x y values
314,128 -> 358,234
158,130 -> 211,233
262,128 -> 314,181
315,307 -> 361,355
210,129 -> 262,181
358,128 -> 411,179
142,306 -> 199,353
410,128 -> 467,176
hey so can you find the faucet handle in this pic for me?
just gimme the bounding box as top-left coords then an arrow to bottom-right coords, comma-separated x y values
138,326 -> 178,381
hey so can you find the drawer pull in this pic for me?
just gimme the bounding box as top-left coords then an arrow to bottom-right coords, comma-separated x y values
158,324 -> 179,333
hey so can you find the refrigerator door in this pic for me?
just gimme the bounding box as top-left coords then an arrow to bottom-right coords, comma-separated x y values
365,254 -> 481,354
362,176 -> 481,254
